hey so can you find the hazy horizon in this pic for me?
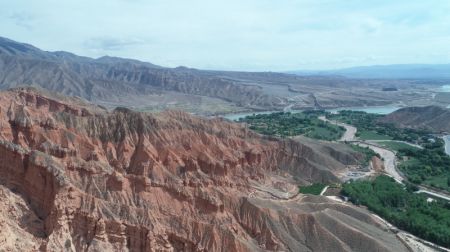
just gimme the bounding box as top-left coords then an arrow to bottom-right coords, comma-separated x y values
1,0 -> 450,71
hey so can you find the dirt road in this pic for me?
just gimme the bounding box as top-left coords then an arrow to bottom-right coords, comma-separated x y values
356,142 -> 403,183
318,116 -> 357,141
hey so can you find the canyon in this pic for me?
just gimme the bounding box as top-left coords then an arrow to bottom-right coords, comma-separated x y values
0,87 -> 410,251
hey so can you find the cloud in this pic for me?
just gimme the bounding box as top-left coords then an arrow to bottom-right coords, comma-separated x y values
360,18 -> 383,34
0,0 -> 449,70
83,37 -> 149,51
9,12 -> 34,30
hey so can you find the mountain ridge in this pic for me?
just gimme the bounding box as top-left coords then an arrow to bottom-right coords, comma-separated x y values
289,63 -> 450,79
0,36 -> 282,112
1,36 -> 447,115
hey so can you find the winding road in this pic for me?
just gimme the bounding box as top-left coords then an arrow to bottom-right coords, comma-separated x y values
318,116 -> 357,141
325,115 -> 450,202
355,141 -> 450,202
319,114 -> 450,250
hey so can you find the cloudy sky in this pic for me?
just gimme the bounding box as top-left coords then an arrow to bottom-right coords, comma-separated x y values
1,0 -> 450,71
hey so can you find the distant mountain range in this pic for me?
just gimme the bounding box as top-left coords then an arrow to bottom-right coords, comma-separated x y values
0,36 -> 285,113
1,36 -> 448,114
289,64 -> 450,79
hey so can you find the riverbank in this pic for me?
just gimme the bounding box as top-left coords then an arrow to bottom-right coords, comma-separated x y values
220,104 -> 403,121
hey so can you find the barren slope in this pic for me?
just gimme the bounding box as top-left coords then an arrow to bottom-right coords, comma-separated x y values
0,36 -> 443,115
0,87 -> 413,251
380,106 -> 450,133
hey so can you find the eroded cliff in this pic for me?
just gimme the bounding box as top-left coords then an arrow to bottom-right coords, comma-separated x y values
0,87 -> 409,251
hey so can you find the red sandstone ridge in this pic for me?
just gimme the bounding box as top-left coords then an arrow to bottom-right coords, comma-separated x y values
0,87 -> 409,251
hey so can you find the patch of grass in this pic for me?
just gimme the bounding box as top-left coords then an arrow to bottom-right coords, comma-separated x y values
377,141 -> 420,152
305,126 -> 344,141
299,183 -> 327,195
357,130 -> 392,140
424,176 -> 450,191
399,157 -> 421,167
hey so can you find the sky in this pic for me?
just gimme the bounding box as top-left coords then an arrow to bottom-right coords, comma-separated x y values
1,0 -> 450,71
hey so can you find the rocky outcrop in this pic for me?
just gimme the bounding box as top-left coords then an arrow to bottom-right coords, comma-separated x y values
0,87 -> 409,251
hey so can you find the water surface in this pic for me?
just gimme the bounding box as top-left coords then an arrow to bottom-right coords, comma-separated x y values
222,105 -> 401,121
440,85 -> 450,92
326,105 -> 401,115
444,135 -> 450,156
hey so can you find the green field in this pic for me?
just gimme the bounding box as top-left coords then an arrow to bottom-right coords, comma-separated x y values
299,183 -> 327,195
305,126 -> 343,141
241,111 -> 345,141
424,176 -> 450,191
357,130 -> 392,140
377,141 -> 420,152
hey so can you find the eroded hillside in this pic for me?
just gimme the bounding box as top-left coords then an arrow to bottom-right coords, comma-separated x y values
0,87 -> 409,251
0,37 -> 444,115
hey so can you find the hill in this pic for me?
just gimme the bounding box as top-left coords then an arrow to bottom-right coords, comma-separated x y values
380,106 -> 450,133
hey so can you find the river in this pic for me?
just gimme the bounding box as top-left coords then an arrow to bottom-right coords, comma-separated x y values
443,135 -> 450,156
223,105 -> 401,121
326,105 -> 401,115
439,86 -> 450,154
224,85 -> 450,155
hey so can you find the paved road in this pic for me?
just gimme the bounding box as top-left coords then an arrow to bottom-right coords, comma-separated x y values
417,189 -> 450,202
318,116 -> 357,141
